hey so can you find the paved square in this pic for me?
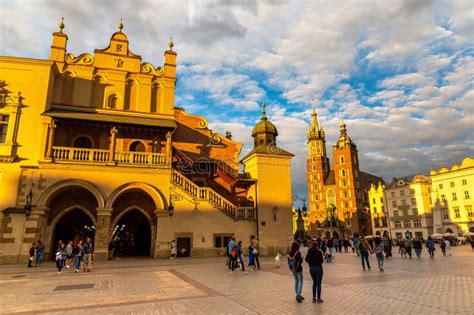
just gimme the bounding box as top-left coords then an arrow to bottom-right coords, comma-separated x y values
0,246 -> 472,314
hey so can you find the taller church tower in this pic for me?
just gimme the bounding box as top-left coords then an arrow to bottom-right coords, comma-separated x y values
307,102 -> 330,223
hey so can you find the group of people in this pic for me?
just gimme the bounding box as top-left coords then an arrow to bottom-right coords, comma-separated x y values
28,238 -> 94,274
288,240 -> 324,303
226,235 -> 260,273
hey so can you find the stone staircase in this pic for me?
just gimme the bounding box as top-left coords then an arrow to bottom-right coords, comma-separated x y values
170,169 -> 255,221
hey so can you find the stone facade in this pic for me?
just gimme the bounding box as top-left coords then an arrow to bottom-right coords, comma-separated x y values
0,20 -> 294,264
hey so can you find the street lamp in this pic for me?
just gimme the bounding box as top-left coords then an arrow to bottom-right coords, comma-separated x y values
167,194 -> 175,217
24,185 -> 33,217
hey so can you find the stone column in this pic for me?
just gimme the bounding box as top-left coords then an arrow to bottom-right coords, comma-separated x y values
45,120 -> 57,159
165,131 -> 172,164
108,127 -> 118,162
94,208 -> 113,260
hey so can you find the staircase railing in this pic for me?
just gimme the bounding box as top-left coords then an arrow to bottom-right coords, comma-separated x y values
171,169 -> 254,221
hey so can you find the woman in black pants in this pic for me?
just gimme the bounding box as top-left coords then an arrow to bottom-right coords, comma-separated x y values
305,241 -> 324,303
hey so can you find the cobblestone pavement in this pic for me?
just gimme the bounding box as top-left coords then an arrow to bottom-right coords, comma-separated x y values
0,246 -> 473,314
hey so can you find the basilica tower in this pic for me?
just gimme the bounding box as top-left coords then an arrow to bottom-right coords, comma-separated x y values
307,103 -> 330,224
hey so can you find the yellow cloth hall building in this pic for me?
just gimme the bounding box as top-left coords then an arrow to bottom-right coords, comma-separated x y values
0,20 -> 294,263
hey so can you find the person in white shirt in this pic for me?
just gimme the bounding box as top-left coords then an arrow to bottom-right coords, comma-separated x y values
444,239 -> 452,256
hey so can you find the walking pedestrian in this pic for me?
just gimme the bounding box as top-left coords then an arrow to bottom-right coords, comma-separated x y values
28,243 -> 35,267
357,237 -> 372,271
250,235 -> 260,270
349,238 -> 354,253
228,240 -> 238,274
55,242 -> 66,274
82,237 -> 94,272
108,239 -> 115,260
426,236 -> 435,259
65,240 -> 73,268
288,242 -> 304,303
382,231 -> 392,258
440,238 -> 446,256
343,238 -> 349,253
35,240 -> 45,267
444,239 -> 452,256
406,238 -> 413,259
327,237 -> 335,261
333,238 -> 339,253
373,235 -> 384,272
227,237 -> 236,270
399,239 -> 407,258
248,243 -> 256,271
170,239 -> 177,260
353,234 -> 360,256
73,240 -> 83,273
236,241 -> 246,273
305,241 -> 324,303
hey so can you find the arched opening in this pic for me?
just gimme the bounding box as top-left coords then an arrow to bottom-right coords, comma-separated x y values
52,208 -> 95,258
129,141 -> 146,152
107,94 -> 117,109
73,136 -> 92,148
112,209 -> 151,256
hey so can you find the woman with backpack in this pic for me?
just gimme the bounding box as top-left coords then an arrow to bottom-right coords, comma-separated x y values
373,235 -> 385,272
305,241 -> 324,303
288,242 -> 304,303
357,237 -> 372,271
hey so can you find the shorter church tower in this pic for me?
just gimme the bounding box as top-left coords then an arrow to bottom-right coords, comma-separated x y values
242,102 -> 294,255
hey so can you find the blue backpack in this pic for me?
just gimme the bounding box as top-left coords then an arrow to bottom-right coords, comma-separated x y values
288,251 -> 300,273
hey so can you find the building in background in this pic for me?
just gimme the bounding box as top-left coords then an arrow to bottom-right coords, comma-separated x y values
306,105 -> 382,237
385,175 -> 433,240
0,20 -> 294,264
431,157 -> 474,236
368,182 -> 389,237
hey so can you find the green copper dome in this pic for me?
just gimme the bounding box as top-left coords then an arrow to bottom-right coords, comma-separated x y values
251,102 -> 278,137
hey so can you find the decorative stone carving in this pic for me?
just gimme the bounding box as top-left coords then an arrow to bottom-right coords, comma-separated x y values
65,53 -> 94,65
140,62 -> 165,76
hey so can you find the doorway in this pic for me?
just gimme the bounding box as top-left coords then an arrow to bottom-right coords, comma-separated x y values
177,237 -> 191,257
113,209 -> 151,256
52,208 -> 95,258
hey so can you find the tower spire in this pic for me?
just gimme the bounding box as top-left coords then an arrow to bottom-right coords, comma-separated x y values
118,18 -> 123,32
58,17 -> 65,32
261,101 -> 267,121
310,97 -> 319,131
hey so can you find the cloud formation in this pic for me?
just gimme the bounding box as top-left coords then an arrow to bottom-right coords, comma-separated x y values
1,0 -> 472,200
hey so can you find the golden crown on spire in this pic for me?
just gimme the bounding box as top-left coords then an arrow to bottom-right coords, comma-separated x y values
58,17 -> 65,32
261,101 -> 267,120
168,37 -> 174,51
118,18 -> 124,32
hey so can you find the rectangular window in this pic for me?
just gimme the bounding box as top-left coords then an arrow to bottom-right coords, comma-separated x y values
380,197 -> 383,203
413,208 -> 418,216
462,179 -> 467,185
442,210 -> 449,219
401,199 -> 406,205
450,181 -> 455,187
454,207 -> 460,218
415,232 -> 423,239
373,207 -> 377,212
409,189 -> 415,194
464,191 -> 470,199
382,217 -> 387,226
441,194 -> 446,202
0,115 -> 9,144
392,200 -> 397,207
391,192 -> 395,198
466,206 -> 473,217
394,221 -> 401,229
411,198 -> 416,206
452,193 -> 457,201
214,234 -> 233,248
402,210 -> 408,217
400,190 -> 405,196
439,184 -> 443,189
404,221 -> 411,228
414,220 -> 422,227
381,205 -> 385,212
394,210 -> 399,217
372,198 -> 376,204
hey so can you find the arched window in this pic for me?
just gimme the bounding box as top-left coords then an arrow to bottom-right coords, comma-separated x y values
340,156 -> 345,164
73,136 -> 92,148
342,169 -> 346,176
129,141 -> 146,152
107,94 -> 117,109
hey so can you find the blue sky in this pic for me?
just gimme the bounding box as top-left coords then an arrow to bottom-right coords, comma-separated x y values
1,0 -> 473,204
